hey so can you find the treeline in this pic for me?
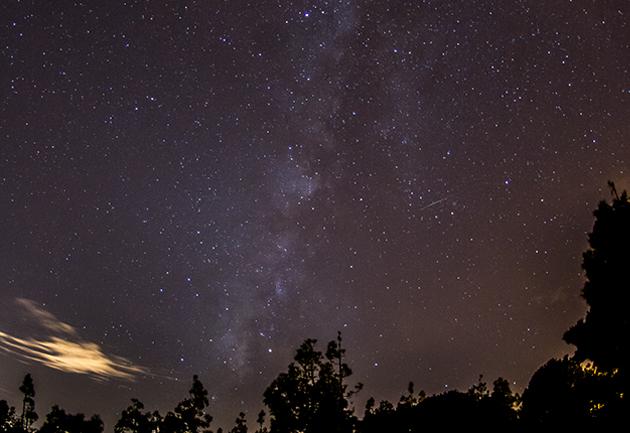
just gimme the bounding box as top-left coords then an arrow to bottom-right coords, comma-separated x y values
1,185 -> 629,432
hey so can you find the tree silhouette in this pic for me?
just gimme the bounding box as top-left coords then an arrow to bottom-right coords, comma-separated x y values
485,377 -> 518,428
115,399 -> 162,433
263,335 -> 359,433
263,338 -> 320,433
392,381 -> 425,432
254,410 -> 267,433
564,184 -> 630,371
38,405 -> 103,433
320,332 -> 362,433
359,376 -> 517,432
519,357 -> 606,429
161,375 -> 213,433
562,183 -> 630,421
0,400 -> 18,433
229,412 -> 247,433
18,374 -> 37,432
361,397 -> 396,433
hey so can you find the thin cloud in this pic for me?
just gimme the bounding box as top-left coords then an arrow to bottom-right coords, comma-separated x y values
15,298 -> 78,336
0,298 -> 147,381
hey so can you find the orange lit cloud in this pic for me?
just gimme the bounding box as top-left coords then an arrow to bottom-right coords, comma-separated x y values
0,298 -> 147,381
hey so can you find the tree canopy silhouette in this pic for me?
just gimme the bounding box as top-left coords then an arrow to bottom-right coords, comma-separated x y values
360,376 -> 518,432
38,405 -> 103,433
114,398 -> 161,433
561,183 -> 630,421
117,375 -> 214,433
0,400 -> 18,433
520,356 -> 603,429
263,334 -> 361,433
564,183 -> 630,373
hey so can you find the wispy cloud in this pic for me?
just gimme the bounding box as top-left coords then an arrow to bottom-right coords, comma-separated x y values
0,298 -> 147,381
15,298 -> 78,336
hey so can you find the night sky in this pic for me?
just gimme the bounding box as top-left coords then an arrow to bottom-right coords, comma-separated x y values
1,0 -> 629,430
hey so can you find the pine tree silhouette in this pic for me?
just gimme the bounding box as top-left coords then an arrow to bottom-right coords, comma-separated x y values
18,374 -> 37,432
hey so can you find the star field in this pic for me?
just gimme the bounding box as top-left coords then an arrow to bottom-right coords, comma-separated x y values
1,0 -> 629,430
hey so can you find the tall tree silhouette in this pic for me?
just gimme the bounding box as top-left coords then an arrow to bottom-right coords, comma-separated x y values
263,336 -> 359,433
263,339 -> 320,433
318,332 -> 361,433
564,183 -> 630,369
563,183 -> 630,418
161,375 -> 213,433
18,374 -> 37,432
254,410 -> 267,433
38,405 -> 103,433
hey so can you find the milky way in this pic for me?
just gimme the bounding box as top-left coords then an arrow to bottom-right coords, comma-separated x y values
1,1 -> 629,430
